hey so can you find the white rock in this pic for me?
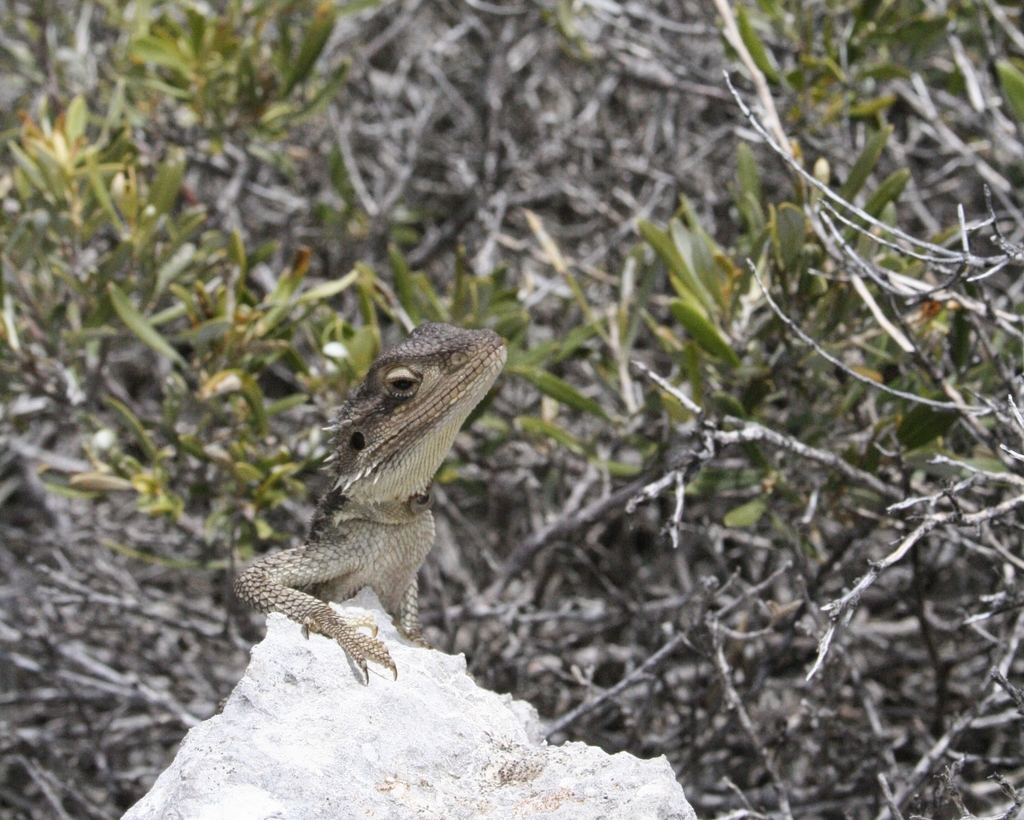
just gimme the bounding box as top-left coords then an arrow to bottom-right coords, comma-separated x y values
124,589 -> 696,820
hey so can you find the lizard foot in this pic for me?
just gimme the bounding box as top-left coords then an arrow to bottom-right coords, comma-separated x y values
302,612 -> 379,638
301,612 -> 397,683
396,621 -> 432,649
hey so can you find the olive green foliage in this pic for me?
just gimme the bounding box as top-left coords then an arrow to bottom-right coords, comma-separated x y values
126,0 -> 353,138
1,0 -> 1015,557
0,0 -> 525,563
620,0 -> 1022,531
744,0 -> 946,119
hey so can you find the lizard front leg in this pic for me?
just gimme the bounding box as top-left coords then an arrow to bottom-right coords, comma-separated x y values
233,547 -> 396,682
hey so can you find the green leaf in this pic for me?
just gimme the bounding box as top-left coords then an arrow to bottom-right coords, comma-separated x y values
226,229 -> 247,273
44,482 -> 101,501
259,248 -> 312,334
949,309 -> 970,370
199,370 -> 269,434
131,34 -> 193,76
551,322 -> 599,364
638,220 -> 715,312
512,339 -> 561,368
892,14 -> 950,52
857,63 -> 911,82
329,145 -> 353,198
147,146 -> 186,215
670,218 -> 725,309
516,416 -> 586,455
267,248 -> 311,304
863,168 -> 910,218
390,245 -> 422,323
154,242 -> 196,299
8,141 -> 47,192
736,143 -> 764,234
185,7 -> 207,57
171,317 -> 231,347
839,125 -> 892,201
855,0 -> 884,23
108,282 -> 186,367
239,373 -> 269,435
848,93 -> 897,119
65,95 -> 88,144
735,5 -> 779,83
772,203 -> 806,270
593,458 -> 643,478
281,3 -> 337,95
105,396 -> 159,460
135,75 -> 192,101
897,404 -> 958,450
294,267 -> 360,305
86,152 -> 125,234
510,365 -> 610,421
688,466 -> 763,497
266,393 -> 310,416
669,300 -> 740,366
338,0 -> 383,11
736,143 -> 762,205
259,102 -> 297,130
234,461 -> 265,483
723,497 -> 768,528
69,472 -> 135,492
997,59 -> 1024,124
296,60 -> 351,122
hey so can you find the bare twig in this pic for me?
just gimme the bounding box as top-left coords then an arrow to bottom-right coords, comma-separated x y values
483,476 -> 650,599
544,632 -> 687,739
810,492 -> 1024,680
876,609 -> 1024,820
715,417 -> 900,501
711,0 -> 790,155
712,622 -> 795,820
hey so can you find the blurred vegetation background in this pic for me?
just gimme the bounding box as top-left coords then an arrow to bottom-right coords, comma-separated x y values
6,0 -> 1024,817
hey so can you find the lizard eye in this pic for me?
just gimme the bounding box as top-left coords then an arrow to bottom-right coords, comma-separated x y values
385,367 -> 420,397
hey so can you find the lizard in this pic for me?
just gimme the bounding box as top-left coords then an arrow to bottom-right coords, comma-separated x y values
234,322 -> 506,681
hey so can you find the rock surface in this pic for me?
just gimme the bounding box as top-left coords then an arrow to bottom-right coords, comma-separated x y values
123,590 -> 696,820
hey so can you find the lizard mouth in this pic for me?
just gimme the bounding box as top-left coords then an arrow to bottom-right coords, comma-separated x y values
459,330 -> 506,388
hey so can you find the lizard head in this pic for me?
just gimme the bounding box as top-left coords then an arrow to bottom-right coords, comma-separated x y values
327,323 -> 506,502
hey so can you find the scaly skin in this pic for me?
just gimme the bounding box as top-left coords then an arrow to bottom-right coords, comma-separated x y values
234,323 -> 506,681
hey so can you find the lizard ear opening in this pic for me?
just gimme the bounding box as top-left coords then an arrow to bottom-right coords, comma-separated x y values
349,431 -> 366,450
409,488 -> 433,513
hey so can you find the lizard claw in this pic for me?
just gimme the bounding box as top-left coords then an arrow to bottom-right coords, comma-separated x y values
301,608 -> 397,682
333,632 -> 396,683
